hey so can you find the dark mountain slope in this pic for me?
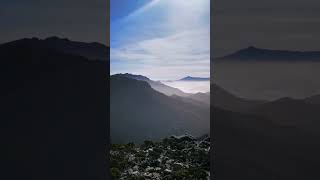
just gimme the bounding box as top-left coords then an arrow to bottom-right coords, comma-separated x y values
211,84 -> 264,112
250,97 -> 320,134
185,92 -> 210,105
181,83 -> 264,111
110,75 -> 209,143
213,107 -> 320,180
0,40 -> 108,180
171,94 -> 208,107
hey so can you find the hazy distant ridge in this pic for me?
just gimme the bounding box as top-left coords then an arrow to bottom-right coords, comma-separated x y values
217,46 -> 320,61
179,76 -> 210,81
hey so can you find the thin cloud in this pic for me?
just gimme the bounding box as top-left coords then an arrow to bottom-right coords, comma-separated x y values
111,0 -> 210,80
111,28 -> 210,80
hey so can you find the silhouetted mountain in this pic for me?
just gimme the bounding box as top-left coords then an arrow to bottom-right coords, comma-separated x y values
0,39 -> 107,180
179,76 -> 210,81
213,106 -> 320,180
217,46 -> 320,61
110,75 -> 209,143
176,83 -> 264,111
211,84 -> 264,112
211,86 -> 320,179
2,36 -> 109,61
250,97 -> 320,134
115,73 -> 190,97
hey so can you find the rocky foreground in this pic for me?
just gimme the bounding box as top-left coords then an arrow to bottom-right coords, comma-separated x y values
110,135 -> 210,180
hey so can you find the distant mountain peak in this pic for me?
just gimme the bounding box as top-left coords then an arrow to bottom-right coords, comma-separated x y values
217,46 -> 320,61
179,76 -> 210,81
246,46 -> 258,50
235,46 -> 267,54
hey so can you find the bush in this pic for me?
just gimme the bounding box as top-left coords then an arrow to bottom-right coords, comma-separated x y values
174,169 -> 191,179
143,140 -> 154,148
110,167 -> 121,180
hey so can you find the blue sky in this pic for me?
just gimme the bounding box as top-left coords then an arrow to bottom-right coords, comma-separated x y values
110,0 -> 210,80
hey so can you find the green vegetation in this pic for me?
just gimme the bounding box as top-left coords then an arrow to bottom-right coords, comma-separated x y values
110,135 -> 210,180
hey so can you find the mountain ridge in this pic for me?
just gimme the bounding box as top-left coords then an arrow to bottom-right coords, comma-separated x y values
216,46 -> 320,61
110,75 -> 209,143
179,76 -> 210,81
1,36 -> 109,61
114,73 -> 190,97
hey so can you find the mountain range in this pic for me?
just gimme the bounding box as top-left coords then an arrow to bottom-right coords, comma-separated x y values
216,46 -> 320,61
211,45 -> 320,179
111,46 -> 320,178
5,36 -> 320,179
179,76 -> 210,81
212,47 -> 320,100
110,75 -> 210,143
213,87 -> 320,179
116,67 -> 320,179
1,36 -> 109,61
115,73 -> 190,97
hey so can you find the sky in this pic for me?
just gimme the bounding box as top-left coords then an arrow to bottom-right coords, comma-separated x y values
110,0 -> 210,80
212,0 -> 320,100
0,0 -> 108,45
213,0 -> 320,57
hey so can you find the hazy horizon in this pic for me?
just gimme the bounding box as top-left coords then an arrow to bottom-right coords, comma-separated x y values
110,72 -> 210,93
0,0 -> 107,45
162,80 -> 210,94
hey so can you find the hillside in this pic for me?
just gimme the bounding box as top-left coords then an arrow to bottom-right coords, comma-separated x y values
0,38 -> 108,180
115,73 -> 189,97
214,92 -> 320,179
110,75 -> 209,143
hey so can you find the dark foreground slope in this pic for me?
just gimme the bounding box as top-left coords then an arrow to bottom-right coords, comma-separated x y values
110,75 -> 209,143
213,93 -> 320,180
0,39 -> 108,180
